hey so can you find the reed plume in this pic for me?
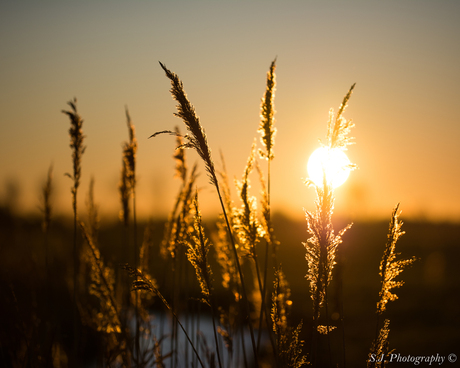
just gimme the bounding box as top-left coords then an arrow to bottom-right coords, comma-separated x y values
123,107 -> 137,191
327,83 -> 356,150
187,192 -> 214,305
79,221 -> 136,367
258,58 -> 277,161
119,158 -> 130,226
80,222 -> 121,334
62,98 -> 86,364
187,192 -> 224,368
304,84 -> 356,321
368,205 -> 416,367
173,125 -> 187,181
152,61 -> 259,365
234,141 -> 264,258
368,319 -> 391,368
304,186 -> 352,320
271,268 -> 308,367
63,98 -> 86,206
151,62 -> 217,187
161,164 -> 198,260
303,86 -> 356,368
377,203 -> 417,315
256,59 -> 279,358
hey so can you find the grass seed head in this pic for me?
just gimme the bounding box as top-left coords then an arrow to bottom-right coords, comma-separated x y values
259,58 -> 277,160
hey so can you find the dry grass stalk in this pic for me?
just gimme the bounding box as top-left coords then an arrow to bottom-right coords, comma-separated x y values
304,85 -> 356,322
256,162 -> 279,253
160,164 -> 198,260
123,107 -> 137,191
62,98 -> 86,206
153,61 -> 259,365
80,222 -> 121,334
124,265 -> 206,368
173,125 -> 187,181
79,222 -> 133,367
119,158 -> 130,226
62,97 -> 86,363
327,83 -> 356,150
368,319 -> 391,368
368,205 -> 416,367
377,203 -> 417,314
258,58 -> 277,161
40,164 -> 53,235
187,192 -> 224,368
234,141 -> 264,258
151,62 -> 218,187
271,268 -> 308,367
304,183 -> 352,320
187,192 -> 214,305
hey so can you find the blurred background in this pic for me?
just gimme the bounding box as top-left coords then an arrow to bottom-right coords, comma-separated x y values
1,1 -> 459,366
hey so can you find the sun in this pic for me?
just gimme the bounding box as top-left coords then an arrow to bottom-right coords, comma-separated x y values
307,146 -> 351,188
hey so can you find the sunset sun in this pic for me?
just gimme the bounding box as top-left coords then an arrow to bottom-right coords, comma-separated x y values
307,146 -> 351,188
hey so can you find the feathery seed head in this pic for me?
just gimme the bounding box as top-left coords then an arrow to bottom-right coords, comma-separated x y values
153,62 -> 217,187
62,98 -> 86,195
377,204 -> 417,314
327,83 -> 356,150
258,58 -> 277,160
123,107 -> 137,188
234,142 -> 265,257
187,192 -> 214,304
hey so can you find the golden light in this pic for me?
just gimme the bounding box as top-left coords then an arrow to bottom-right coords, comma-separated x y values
307,146 -> 351,188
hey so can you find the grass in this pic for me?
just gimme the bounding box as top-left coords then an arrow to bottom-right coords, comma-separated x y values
1,60 -> 444,368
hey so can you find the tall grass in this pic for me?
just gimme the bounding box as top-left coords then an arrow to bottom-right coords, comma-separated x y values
13,61 -> 419,368
62,98 -> 86,366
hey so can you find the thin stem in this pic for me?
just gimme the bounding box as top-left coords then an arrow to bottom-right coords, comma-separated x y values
72,190 -> 78,367
132,187 -> 141,363
215,183 -> 259,367
253,245 -> 277,360
210,300 -> 223,368
257,158 -> 278,359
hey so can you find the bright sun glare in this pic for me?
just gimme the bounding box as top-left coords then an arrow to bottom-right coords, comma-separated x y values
307,146 -> 351,188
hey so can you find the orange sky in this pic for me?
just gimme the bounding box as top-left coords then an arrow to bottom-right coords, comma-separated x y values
1,1 -> 460,222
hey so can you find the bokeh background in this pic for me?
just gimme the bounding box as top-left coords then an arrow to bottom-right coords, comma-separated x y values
1,0 -> 460,222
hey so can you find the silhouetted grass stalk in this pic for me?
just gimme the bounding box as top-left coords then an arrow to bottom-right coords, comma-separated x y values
151,61 -> 259,366
40,164 -> 53,271
368,204 -> 416,367
122,106 -> 140,362
62,98 -> 85,366
257,58 -> 277,354
304,84 -> 356,367
188,193 -> 223,368
124,265 -> 206,368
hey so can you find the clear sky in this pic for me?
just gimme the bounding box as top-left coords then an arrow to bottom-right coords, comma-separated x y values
1,1 -> 460,222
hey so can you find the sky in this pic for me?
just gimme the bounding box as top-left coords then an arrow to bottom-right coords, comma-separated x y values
1,0 -> 460,222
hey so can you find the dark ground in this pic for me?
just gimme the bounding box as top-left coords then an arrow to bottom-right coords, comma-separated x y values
1,207 -> 459,367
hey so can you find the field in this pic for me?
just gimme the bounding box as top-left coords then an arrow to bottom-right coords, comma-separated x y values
1,210 -> 459,366
1,61 -> 459,368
